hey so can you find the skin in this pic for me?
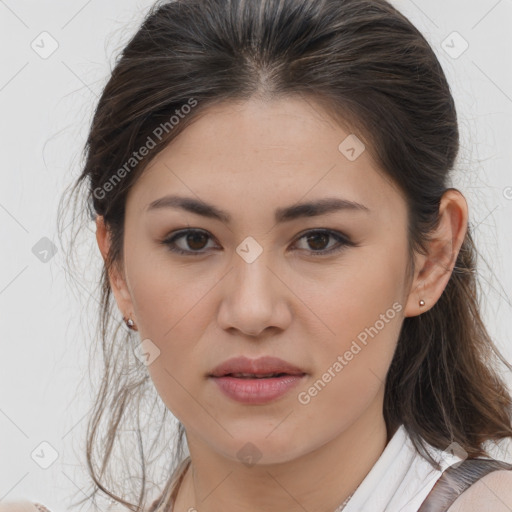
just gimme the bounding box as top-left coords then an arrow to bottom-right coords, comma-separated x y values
446,470 -> 512,511
96,96 -> 469,512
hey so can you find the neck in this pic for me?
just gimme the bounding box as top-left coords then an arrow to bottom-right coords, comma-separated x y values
172,392 -> 389,512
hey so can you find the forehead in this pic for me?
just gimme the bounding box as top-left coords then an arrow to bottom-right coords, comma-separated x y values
126,96 -> 406,222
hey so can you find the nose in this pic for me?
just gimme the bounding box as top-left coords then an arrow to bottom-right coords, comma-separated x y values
216,251 -> 292,339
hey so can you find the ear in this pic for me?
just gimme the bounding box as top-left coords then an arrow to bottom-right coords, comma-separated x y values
403,189 -> 468,318
95,215 -> 135,325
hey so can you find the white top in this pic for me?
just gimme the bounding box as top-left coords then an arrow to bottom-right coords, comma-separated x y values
2,425 -> 500,512
343,424 -> 462,512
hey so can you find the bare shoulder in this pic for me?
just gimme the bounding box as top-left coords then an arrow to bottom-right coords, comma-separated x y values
0,501 -> 39,512
447,469 -> 512,512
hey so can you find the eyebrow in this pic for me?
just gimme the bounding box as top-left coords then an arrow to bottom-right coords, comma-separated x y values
146,194 -> 370,224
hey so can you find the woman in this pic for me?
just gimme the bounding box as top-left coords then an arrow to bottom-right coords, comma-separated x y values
5,0 -> 512,511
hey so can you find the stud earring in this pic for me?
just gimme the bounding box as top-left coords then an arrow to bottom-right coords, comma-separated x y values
419,300 -> 425,307
124,316 -> 137,331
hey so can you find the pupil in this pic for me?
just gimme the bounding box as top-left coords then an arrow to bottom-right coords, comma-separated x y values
307,233 -> 328,250
187,232 -> 207,250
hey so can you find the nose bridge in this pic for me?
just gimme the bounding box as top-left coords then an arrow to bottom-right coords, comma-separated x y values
233,235 -> 276,300
217,235 -> 288,336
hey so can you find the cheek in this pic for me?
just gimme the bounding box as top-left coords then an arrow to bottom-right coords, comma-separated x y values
126,241 -> 213,337
124,248 -> 219,415
296,245 -> 406,338
292,252 -> 406,431
294,242 -> 408,385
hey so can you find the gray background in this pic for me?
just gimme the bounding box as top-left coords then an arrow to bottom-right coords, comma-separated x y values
1,0 -> 511,508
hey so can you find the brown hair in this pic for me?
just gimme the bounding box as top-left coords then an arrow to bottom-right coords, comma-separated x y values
58,0 -> 512,510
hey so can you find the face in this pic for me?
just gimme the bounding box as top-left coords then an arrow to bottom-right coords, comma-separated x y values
110,96 -> 414,464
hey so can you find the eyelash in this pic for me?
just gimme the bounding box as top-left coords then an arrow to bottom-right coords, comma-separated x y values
160,228 -> 355,257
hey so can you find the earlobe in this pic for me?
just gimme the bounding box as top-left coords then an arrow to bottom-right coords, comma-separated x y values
403,274 -> 427,318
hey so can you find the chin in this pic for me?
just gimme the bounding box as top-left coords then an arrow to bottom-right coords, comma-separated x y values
211,429 -> 313,467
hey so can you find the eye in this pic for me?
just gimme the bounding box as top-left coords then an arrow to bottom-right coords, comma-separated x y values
293,229 -> 354,256
160,228 -> 354,256
161,229 -> 218,256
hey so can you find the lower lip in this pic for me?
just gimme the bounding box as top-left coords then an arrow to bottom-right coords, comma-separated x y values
210,374 -> 306,404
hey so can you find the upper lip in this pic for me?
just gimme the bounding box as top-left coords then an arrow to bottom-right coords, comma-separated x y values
209,356 -> 306,377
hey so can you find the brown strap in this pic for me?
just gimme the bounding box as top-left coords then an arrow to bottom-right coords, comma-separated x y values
417,459 -> 512,512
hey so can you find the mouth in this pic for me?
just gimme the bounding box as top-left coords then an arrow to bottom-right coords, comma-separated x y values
208,356 -> 307,404
220,372 -> 304,379
209,373 -> 306,404
209,355 -> 306,379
